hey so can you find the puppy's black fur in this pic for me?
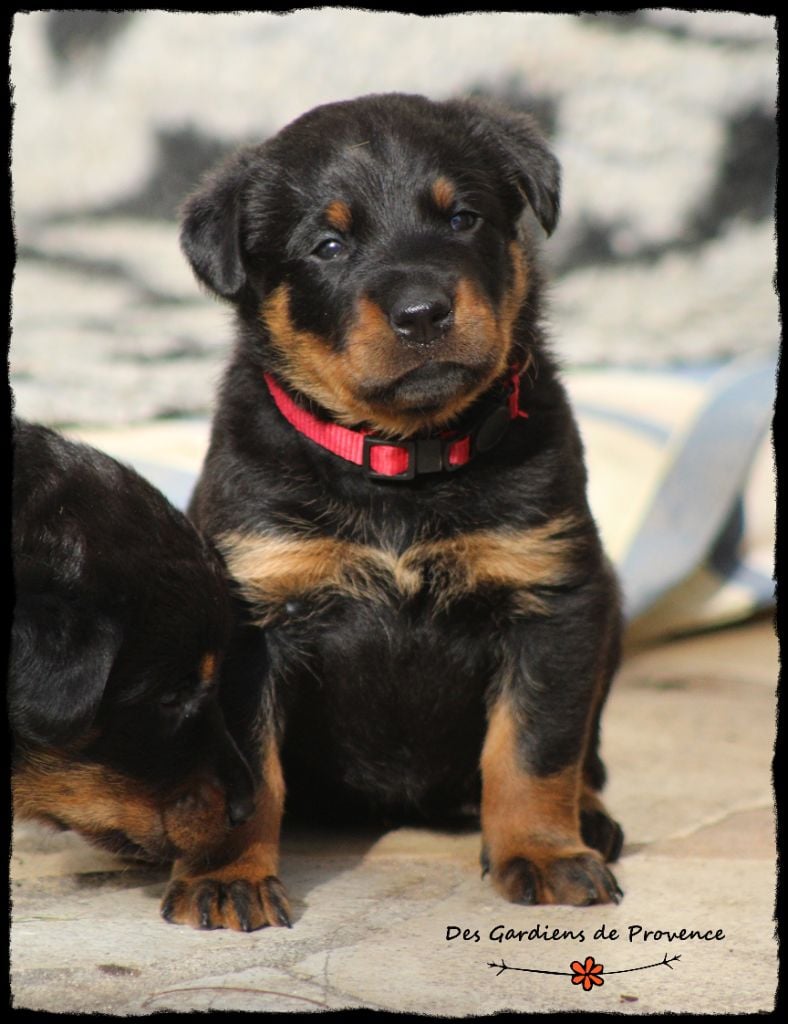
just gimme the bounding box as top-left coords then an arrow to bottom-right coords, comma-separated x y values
10,419 -> 255,872
171,93 -> 624,931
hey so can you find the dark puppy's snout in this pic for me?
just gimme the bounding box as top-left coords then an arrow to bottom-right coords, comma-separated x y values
389,286 -> 454,349
219,745 -> 256,828
204,701 -> 256,827
226,787 -> 255,829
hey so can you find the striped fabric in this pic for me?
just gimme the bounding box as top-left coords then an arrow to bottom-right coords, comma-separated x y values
567,355 -> 775,641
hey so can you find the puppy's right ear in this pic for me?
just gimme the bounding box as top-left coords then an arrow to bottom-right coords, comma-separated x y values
10,595 -> 122,747
179,146 -> 258,302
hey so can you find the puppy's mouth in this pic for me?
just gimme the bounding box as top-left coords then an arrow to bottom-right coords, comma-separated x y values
362,362 -> 482,414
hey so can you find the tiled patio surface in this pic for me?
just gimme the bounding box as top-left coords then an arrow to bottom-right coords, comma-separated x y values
11,617 -> 777,1014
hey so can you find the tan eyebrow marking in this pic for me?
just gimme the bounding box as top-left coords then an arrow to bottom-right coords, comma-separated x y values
432,176 -> 456,212
324,200 -> 352,233
199,652 -> 217,688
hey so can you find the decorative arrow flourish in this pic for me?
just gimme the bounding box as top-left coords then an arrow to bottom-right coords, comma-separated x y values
488,952 -> 681,990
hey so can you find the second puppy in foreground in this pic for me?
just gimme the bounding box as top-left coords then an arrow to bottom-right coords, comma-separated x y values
11,421 -> 256,905
172,92 -> 624,930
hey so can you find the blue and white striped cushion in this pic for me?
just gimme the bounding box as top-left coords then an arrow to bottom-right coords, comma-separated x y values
568,355 -> 775,640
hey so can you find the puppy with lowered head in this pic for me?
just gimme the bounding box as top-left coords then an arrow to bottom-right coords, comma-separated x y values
11,419 -> 256,912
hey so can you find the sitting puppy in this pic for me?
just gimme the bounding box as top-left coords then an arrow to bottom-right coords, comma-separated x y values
10,419 -> 256,884
168,93 -> 624,931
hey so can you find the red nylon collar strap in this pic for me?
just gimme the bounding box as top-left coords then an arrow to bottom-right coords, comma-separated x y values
263,368 -> 527,480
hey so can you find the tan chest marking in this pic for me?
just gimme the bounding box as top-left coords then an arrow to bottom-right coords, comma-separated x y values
219,514 -> 583,625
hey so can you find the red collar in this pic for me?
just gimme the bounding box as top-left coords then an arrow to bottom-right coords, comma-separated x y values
263,368 -> 527,481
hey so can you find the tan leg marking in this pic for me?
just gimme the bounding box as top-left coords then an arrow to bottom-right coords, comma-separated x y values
481,695 -> 621,905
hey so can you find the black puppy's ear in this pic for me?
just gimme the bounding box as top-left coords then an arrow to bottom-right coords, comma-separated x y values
9,596 -> 122,747
459,98 -> 561,237
179,146 -> 258,302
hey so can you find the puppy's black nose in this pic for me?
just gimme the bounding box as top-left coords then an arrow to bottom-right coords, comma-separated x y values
390,289 -> 453,349
227,790 -> 255,828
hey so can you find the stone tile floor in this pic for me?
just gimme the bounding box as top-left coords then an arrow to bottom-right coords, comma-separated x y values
10,616 -> 777,1014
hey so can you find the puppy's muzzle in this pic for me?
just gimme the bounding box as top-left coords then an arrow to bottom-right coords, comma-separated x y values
202,701 -> 256,828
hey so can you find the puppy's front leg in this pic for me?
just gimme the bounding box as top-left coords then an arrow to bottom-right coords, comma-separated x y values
161,738 -> 290,931
481,585 -> 623,907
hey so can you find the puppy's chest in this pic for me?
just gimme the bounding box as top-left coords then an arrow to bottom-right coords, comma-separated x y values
218,513 -> 581,628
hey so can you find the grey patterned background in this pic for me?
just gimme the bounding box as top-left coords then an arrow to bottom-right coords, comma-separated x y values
9,10 -> 778,427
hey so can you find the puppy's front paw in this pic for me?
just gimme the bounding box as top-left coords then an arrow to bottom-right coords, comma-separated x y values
161,872 -> 291,931
488,848 -> 623,907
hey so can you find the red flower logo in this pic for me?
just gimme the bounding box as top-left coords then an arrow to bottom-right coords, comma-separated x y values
570,956 -> 605,990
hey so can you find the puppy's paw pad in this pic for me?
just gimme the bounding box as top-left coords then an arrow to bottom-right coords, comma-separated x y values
161,874 -> 291,931
492,851 -> 622,906
543,852 -> 623,905
496,856 -> 539,904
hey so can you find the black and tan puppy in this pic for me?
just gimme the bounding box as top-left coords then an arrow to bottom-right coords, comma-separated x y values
10,419 -> 258,900
171,93 -> 624,930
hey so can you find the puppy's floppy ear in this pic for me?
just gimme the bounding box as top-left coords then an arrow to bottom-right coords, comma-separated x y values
9,595 -> 123,747
458,98 -> 561,237
179,145 -> 259,302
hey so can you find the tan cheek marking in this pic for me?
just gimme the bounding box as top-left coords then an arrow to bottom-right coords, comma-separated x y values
262,286 -> 360,421
501,242 -> 530,339
452,277 -> 498,346
342,297 -> 400,386
449,276 -> 507,378
346,296 -> 392,347
434,265 -> 528,421
262,286 -> 396,430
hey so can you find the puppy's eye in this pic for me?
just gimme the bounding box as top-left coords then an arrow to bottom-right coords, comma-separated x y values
313,238 -> 346,261
449,211 -> 480,233
158,690 -> 188,710
158,683 -> 196,711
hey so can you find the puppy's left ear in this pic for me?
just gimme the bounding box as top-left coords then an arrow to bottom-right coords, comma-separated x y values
180,145 -> 259,302
458,98 -> 561,237
10,595 -> 123,747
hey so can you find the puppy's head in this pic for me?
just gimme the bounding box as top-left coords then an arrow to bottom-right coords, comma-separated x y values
181,93 -> 560,435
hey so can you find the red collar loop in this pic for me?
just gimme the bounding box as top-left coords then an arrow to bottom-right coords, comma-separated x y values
263,368 -> 526,481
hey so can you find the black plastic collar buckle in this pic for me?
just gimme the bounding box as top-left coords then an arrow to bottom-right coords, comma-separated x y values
362,436 -> 416,480
362,435 -> 462,481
